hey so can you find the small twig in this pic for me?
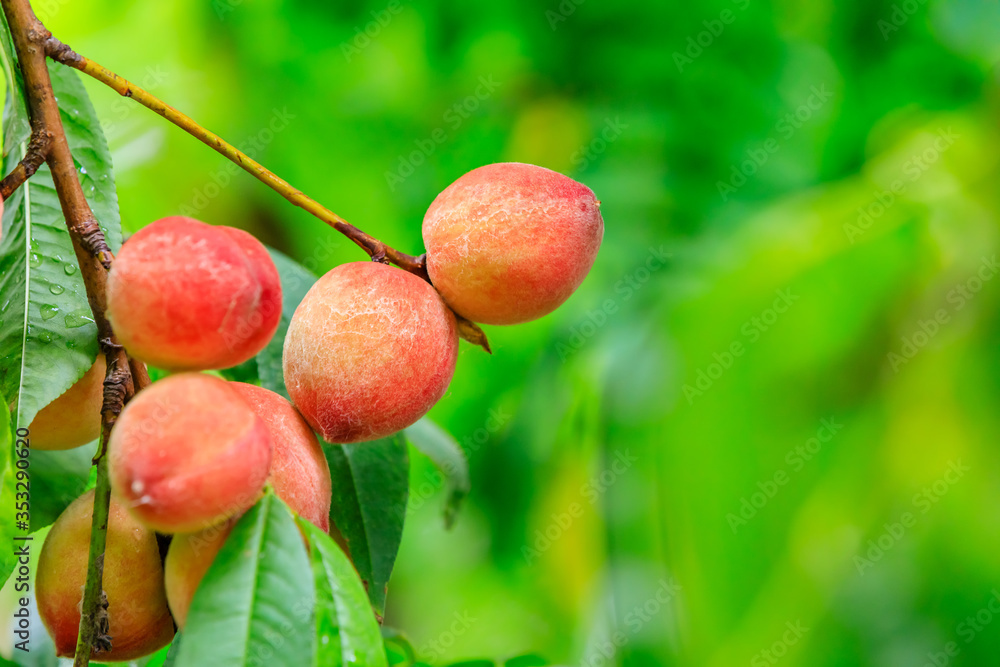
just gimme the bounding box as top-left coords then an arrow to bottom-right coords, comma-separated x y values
46,37 -> 430,280
0,129 -> 50,200
44,36 -> 501,351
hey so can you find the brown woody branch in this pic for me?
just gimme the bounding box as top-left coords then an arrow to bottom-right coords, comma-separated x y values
0,0 -> 148,663
0,129 -> 50,200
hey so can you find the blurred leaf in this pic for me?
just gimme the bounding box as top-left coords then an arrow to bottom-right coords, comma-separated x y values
256,247 -> 318,399
0,61 -> 122,431
446,662 -> 495,667
404,418 -> 470,528
382,626 -> 417,666
324,434 -> 409,617
28,445 -> 93,531
504,656 -> 549,667
299,518 -> 387,667
179,493 -> 314,666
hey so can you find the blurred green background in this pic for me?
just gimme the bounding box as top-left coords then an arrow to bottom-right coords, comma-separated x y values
37,0 -> 1000,664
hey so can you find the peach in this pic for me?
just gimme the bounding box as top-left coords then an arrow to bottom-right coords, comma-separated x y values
106,216 -> 281,371
108,373 -> 273,533
37,489 -> 175,661
28,355 -> 105,450
230,382 -> 332,531
422,162 -> 604,324
163,522 -> 232,629
283,261 -> 458,443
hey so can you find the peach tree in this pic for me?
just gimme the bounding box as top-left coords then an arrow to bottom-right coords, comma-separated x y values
0,0 -> 602,665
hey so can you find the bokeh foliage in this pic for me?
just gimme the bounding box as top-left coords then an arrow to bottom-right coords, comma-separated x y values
23,0 -> 1000,664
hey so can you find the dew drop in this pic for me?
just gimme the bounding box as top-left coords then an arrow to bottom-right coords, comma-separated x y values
30,239 -> 39,252
29,253 -> 41,268
39,304 -> 58,320
64,310 -> 94,329
64,264 -> 77,275
38,331 -> 53,343
79,166 -> 87,175
67,340 -> 76,349
49,284 -> 65,295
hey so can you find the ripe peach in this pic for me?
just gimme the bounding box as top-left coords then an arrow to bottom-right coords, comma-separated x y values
283,261 -> 458,443
422,162 -> 604,324
37,489 -> 175,661
230,382 -> 332,531
163,522 -> 232,629
108,373 -> 273,533
106,216 -> 281,371
28,355 -> 105,450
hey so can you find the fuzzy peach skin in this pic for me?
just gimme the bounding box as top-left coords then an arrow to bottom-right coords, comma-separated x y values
37,490 -> 175,661
28,355 -> 105,450
230,382 -> 332,530
283,262 -> 459,443
108,373 -> 273,533
106,216 -> 281,371
422,162 -> 604,325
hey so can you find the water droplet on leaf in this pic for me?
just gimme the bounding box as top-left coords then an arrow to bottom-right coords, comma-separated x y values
64,309 -> 94,329
39,304 -> 58,320
64,264 -> 77,275
29,253 -> 41,268
49,284 -> 65,295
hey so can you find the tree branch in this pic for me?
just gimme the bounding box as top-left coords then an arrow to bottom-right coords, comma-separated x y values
0,129 -> 50,200
0,0 -> 149,662
46,38 -> 431,280
46,37 -> 493,351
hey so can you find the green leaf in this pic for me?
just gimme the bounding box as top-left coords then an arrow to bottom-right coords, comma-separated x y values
324,434 -> 409,616
404,418 -> 471,528
0,60 -> 122,433
256,247 -> 317,399
178,493 -> 315,667
299,518 -> 387,667
28,445 -> 94,531
0,409 -> 15,606
382,628 -> 417,667
0,11 -> 29,154
140,636 -> 180,667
